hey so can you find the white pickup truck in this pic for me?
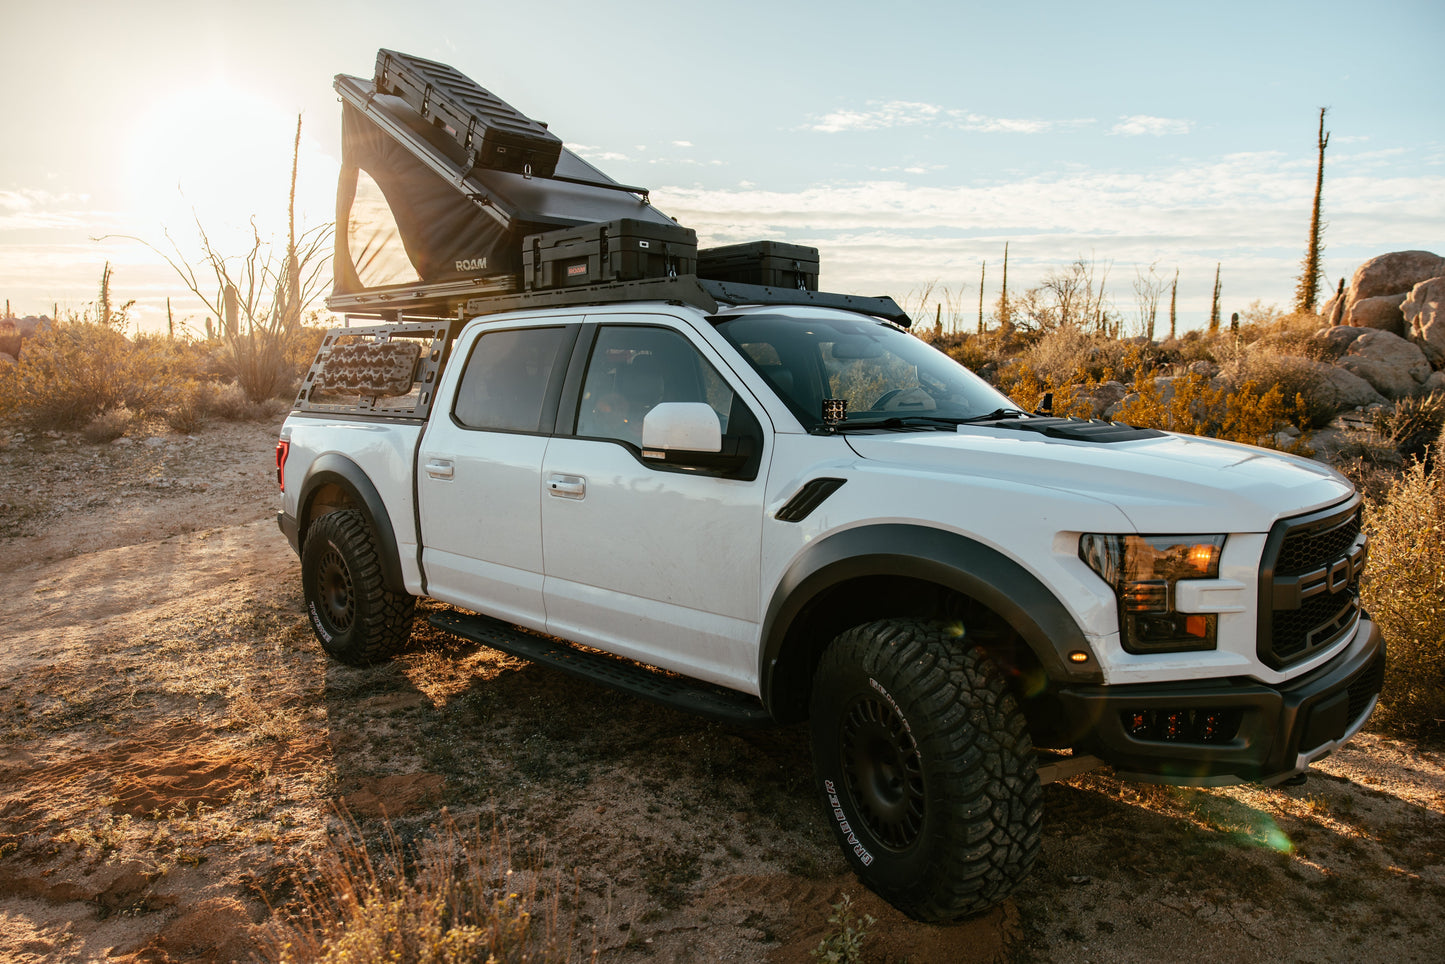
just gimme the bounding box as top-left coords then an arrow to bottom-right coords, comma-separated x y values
276,277 -> 1384,922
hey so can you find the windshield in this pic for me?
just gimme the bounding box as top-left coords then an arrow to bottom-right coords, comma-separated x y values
715,313 -> 1021,431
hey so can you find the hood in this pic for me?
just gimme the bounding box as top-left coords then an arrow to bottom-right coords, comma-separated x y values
843,425 -> 1353,533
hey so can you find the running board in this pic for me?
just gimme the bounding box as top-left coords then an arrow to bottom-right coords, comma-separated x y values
429,611 -> 774,727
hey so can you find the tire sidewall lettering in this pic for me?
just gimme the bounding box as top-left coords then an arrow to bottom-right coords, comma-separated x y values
307,601 -> 333,644
823,777 -> 875,866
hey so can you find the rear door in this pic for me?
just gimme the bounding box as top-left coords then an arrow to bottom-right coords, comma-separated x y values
417,320 -> 578,630
540,314 -> 771,692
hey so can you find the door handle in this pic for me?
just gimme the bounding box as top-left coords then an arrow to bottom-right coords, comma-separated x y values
424,459 -> 454,479
547,474 -> 586,499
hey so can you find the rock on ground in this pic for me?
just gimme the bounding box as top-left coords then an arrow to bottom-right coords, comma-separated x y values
1337,329 -> 1431,399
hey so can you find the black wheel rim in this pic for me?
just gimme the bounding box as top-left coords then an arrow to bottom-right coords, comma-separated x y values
317,546 -> 355,632
841,695 -> 925,850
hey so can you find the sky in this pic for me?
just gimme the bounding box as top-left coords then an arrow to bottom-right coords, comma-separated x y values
2,0 -> 1441,335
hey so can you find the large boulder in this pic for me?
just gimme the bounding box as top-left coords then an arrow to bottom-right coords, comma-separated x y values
1403,275 -> 1445,367
1083,379 -> 1127,418
1337,329 -> 1431,399
1311,360 -> 1387,410
1347,250 -> 1445,304
1343,292 -> 1408,335
1311,325 -> 1369,357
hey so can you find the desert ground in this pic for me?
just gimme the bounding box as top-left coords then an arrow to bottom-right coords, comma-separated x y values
0,419 -> 1441,963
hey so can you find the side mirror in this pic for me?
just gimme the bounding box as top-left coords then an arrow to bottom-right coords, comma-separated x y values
642,402 -> 722,453
641,402 -> 754,474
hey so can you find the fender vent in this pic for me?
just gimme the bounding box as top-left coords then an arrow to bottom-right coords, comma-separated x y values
776,478 -> 846,523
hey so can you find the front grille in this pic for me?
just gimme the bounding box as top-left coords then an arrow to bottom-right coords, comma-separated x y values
1272,591 -> 1357,660
1275,508 -> 1362,575
1259,499 -> 1365,669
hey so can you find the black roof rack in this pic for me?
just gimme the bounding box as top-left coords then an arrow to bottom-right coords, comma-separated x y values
459,275 -> 911,327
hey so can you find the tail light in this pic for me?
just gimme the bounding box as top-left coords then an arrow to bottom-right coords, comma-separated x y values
275,439 -> 290,491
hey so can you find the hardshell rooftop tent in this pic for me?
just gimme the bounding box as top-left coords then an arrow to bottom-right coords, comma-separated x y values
330,50 -> 676,316
326,50 -> 909,330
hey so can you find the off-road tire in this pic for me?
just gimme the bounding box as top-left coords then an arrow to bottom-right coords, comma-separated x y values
809,618 -> 1042,922
301,509 -> 415,665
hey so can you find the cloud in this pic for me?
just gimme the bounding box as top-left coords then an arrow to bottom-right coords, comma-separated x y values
807,101 -> 1093,135
807,101 -> 943,133
672,140 -> 693,148
1109,115 -> 1192,136
0,188 -> 100,231
651,151 -> 1445,314
564,143 -> 631,162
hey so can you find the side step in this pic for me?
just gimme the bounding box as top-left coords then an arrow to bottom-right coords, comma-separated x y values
429,610 -> 774,727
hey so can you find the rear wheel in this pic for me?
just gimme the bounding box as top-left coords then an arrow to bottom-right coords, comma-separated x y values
301,509 -> 414,665
809,618 -> 1041,922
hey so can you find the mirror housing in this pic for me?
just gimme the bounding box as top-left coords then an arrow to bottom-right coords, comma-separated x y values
642,402 -> 722,453
641,403 -> 754,474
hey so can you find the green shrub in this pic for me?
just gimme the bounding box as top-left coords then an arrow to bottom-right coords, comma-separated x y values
811,893 -> 875,964
1362,453 -> 1445,735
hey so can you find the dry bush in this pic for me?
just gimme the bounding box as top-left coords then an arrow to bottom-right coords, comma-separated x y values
1362,452 -> 1445,735
932,326 -> 1037,379
81,406 -> 136,444
262,811 -> 580,964
1111,372 -> 1298,446
0,309 -> 220,431
1017,327 -> 1155,385
205,381 -> 291,422
991,361 -> 1098,418
165,380 -> 212,434
1373,392 -> 1445,464
0,320 -> 172,429
1218,348 -> 1334,430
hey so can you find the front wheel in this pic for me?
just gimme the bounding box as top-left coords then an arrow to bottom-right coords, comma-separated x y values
300,509 -> 415,665
809,619 -> 1042,922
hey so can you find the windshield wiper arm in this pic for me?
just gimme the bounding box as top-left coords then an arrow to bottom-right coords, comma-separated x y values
817,409 -> 1031,433
954,408 -> 1031,424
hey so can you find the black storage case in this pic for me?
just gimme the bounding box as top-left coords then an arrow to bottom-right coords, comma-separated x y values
374,49 -> 563,179
698,241 -> 819,291
524,219 -> 698,290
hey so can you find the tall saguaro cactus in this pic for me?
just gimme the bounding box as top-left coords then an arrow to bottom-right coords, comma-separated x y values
1294,108 -> 1330,316
1209,264 -> 1222,333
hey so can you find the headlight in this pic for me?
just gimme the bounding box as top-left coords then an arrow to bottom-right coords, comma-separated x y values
1079,533 -> 1225,654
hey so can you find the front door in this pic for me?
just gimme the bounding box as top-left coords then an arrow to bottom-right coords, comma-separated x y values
540,318 -> 770,693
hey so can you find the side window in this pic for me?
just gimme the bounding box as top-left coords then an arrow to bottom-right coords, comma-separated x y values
576,326 -> 734,446
452,327 -> 568,432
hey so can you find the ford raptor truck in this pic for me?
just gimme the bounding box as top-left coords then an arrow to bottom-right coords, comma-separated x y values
275,276 -> 1384,922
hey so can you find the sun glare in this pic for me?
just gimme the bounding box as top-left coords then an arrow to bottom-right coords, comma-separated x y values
125,81 -> 337,254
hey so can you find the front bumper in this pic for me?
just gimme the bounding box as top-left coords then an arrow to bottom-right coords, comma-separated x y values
1057,615 -> 1385,786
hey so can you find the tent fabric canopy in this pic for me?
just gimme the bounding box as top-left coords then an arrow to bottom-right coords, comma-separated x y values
331,79 -> 677,302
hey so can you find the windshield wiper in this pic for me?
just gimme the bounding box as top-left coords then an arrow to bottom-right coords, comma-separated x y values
816,409 -> 1032,434
952,408 -> 1031,424
820,414 -> 991,433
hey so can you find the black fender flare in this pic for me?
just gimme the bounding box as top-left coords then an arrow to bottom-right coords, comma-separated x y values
759,524 -> 1103,718
297,454 -> 407,595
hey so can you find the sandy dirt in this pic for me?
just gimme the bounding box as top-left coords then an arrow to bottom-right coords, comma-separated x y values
0,419 -> 1441,962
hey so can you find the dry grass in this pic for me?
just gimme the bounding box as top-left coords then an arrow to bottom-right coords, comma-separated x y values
1362,451 -> 1445,735
261,811 -> 583,964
